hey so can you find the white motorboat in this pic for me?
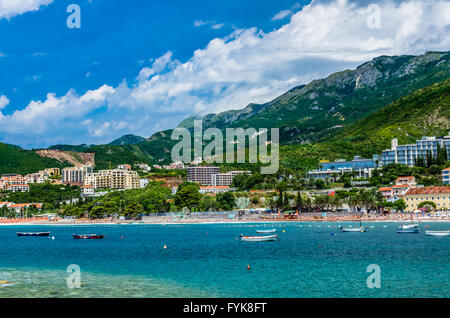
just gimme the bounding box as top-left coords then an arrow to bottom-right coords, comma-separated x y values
340,226 -> 367,232
425,230 -> 450,237
240,234 -> 278,241
399,223 -> 419,229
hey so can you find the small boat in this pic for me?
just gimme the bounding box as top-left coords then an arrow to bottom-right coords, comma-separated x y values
425,230 -> 450,237
256,229 -> 277,234
17,232 -> 50,237
399,223 -> 419,229
340,226 -> 366,232
240,234 -> 278,242
73,234 -> 104,240
397,227 -> 419,233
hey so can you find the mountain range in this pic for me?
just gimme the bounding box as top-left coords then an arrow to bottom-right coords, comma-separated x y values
1,51 -> 449,175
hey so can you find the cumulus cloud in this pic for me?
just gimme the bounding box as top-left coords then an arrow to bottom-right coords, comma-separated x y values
0,0 -> 53,20
1,0 -> 450,147
0,95 -> 9,109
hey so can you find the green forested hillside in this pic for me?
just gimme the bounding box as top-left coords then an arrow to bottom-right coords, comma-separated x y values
0,143 -> 66,175
280,78 -> 450,170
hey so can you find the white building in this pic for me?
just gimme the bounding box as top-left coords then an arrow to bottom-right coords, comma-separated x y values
62,165 -> 93,184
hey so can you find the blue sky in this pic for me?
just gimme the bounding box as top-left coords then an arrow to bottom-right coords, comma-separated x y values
0,0 -> 449,148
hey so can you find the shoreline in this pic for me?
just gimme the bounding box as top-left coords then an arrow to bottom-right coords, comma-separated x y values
1,219 -> 450,226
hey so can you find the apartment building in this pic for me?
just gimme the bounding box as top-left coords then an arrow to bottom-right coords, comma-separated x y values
381,134 -> 450,167
404,187 -> 450,212
84,169 -> 140,190
442,168 -> 450,185
211,171 -> 250,187
378,176 -> 417,199
62,165 -> 93,185
187,166 -> 220,185
0,176 -> 29,192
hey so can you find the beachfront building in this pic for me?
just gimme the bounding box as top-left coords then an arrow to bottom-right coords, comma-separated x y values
84,169 -> 140,190
187,166 -> 220,185
381,134 -> 450,167
62,165 -> 93,185
403,187 -> 450,212
0,175 -> 29,192
211,171 -> 251,187
442,168 -> 450,185
308,156 -> 378,180
378,176 -> 418,199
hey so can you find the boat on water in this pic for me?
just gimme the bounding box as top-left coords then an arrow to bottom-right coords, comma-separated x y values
256,229 -> 277,234
17,232 -> 50,237
397,227 -> 419,233
399,223 -> 419,229
240,234 -> 278,242
73,234 -> 104,240
425,230 -> 450,237
340,226 -> 367,232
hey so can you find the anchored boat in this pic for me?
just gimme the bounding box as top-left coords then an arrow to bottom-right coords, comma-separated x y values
399,223 -> 419,229
17,232 -> 50,237
73,234 -> 104,239
240,234 -> 278,242
256,229 -> 277,234
340,227 -> 367,232
397,226 -> 419,233
425,230 -> 450,237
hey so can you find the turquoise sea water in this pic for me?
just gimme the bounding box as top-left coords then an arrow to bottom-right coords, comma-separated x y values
0,222 -> 449,298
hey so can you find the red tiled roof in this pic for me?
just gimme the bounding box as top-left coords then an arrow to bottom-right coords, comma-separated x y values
405,187 -> 450,195
443,167 -> 450,171
396,176 -> 414,181
378,187 -> 392,191
392,185 -> 409,188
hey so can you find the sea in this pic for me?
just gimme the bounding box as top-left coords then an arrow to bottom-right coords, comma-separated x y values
0,222 -> 449,298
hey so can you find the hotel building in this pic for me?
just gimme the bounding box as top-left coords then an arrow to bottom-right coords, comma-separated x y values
187,166 -> 220,185
62,165 -> 93,185
404,187 -> 450,212
211,171 -> 250,187
381,134 -> 450,167
84,169 -> 140,190
308,156 -> 378,180
0,176 -> 29,192
443,168 -> 450,185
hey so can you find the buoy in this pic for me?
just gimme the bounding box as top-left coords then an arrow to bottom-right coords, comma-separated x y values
282,230 -> 285,233
121,236 -> 123,239
247,264 -> 250,270
318,244 -> 321,247
163,244 -> 167,249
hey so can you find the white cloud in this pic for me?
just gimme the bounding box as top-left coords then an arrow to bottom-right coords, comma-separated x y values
0,0 -> 53,20
272,9 -> 292,21
1,0 -> 450,147
194,19 -> 226,30
271,2 -> 301,21
0,95 -> 9,109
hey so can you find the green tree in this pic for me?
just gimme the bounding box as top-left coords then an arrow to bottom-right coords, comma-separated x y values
216,192 -> 235,211
174,184 -> 202,211
123,202 -> 144,219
